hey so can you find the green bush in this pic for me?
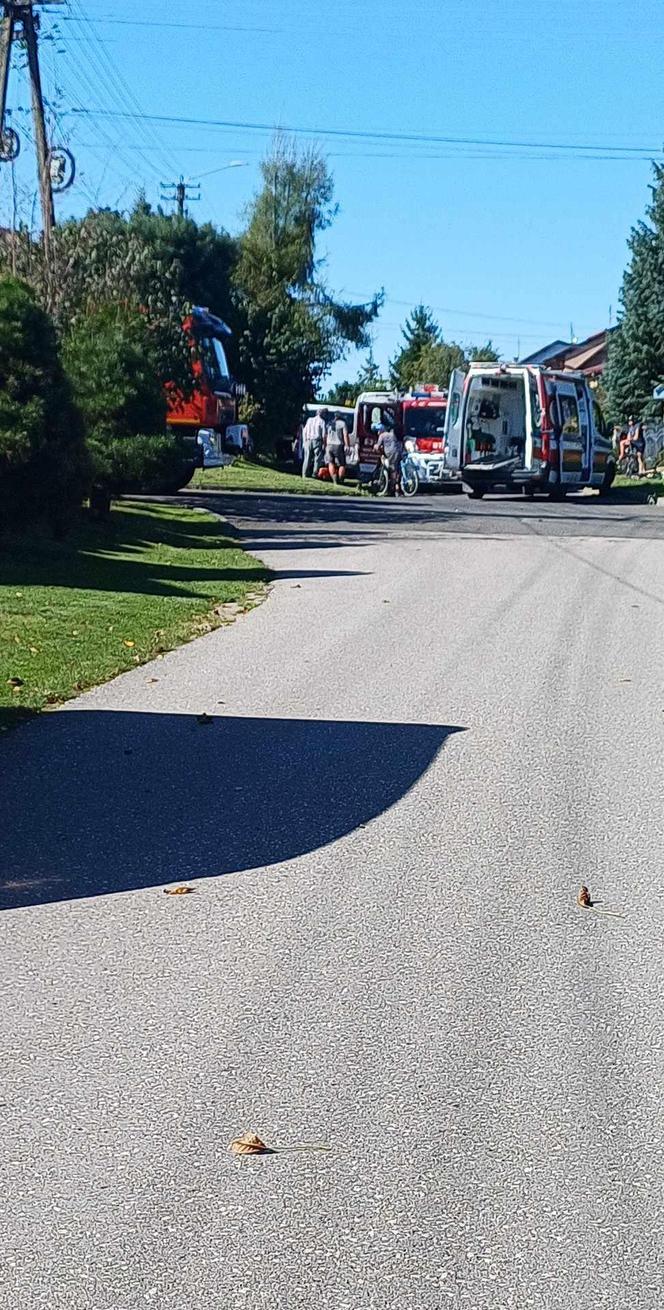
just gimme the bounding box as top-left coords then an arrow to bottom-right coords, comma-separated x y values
63,303 -> 167,443
0,277 -> 88,533
63,302 -> 178,498
89,432 -> 187,495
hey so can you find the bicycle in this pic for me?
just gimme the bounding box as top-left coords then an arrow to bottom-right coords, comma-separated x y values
375,451 -> 420,498
617,445 -> 643,478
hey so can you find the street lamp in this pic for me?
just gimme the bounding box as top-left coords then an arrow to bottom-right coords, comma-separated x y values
190,159 -> 249,183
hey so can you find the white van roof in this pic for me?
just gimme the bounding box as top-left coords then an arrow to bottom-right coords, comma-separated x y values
356,390 -> 398,405
467,361 -> 590,383
306,402 -> 354,415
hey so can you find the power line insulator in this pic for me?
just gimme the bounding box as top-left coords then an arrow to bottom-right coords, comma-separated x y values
48,145 -> 75,191
0,127 -> 21,162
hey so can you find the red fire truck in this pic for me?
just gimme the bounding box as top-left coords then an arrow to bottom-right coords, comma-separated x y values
401,386 -> 450,485
167,306 -> 247,486
351,385 -> 453,486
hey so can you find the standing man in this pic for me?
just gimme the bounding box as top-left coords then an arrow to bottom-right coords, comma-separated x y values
325,410 -> 350,483
301,407 -> 327,479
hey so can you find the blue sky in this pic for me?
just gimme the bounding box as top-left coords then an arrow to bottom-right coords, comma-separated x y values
3,0 -> 663,382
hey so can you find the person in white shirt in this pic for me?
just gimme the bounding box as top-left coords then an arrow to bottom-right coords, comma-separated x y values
301,407 -> 327,478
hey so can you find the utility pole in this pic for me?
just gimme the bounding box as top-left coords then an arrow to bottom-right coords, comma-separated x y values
160,174 -> 200,217
22,3 -> 54,246
0,2 -> 62,251
0,7 -> 15,138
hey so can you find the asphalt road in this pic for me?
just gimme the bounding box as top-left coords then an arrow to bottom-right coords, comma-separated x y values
2,490 -> 663,1309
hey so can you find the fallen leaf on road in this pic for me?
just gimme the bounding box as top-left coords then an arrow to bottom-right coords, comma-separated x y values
123,640 -> 135,649
618,678 -> 631,683
382,599 -> 390,604
163,886 -> 195,896
229,1132 -> 271,1156
7,676 -> 23,688
197,713 -> 213,725
577,885 -> 592,907
146,677 -> 159,684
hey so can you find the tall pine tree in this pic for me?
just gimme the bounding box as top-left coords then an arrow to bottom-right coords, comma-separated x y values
606,162 -> 664,420
234,137 -> 380,448
390,305 -> 441,389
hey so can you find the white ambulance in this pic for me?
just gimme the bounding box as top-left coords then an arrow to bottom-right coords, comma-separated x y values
442,363 -> 615,498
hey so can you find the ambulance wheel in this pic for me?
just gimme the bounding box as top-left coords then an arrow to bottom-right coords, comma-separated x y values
466,488 -> 485,499
523,484 -> 536,499
155,462 -> 197,495
598,463 -> 616,497
548,486 -> 567,501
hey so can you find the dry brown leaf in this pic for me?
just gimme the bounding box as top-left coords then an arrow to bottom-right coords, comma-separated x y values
577,885 -> 592,907
229,1132 -> 270,1156
163,885 -> 195,896
123,640 -> 135,649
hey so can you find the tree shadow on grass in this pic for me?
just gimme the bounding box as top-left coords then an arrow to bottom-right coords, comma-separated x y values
0,710 -> 464,910
0,506 -> 370,598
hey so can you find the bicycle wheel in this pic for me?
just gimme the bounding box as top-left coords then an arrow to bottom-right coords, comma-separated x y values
401,464 -> 419,497
376,465 -> 390,496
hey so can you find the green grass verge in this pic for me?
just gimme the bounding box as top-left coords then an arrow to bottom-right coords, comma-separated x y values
0,500 -> 269,733
612,474 -> 663,501
192,456 -> 358,496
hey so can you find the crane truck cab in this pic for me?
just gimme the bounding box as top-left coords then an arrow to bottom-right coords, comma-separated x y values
167,306 -> 247,485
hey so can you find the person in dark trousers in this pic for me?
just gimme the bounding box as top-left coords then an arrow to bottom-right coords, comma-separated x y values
301,407 -> 327,479
374,420 -> 404,495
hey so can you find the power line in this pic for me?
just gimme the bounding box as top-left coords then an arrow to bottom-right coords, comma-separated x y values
62,16 -> 282,34
53,37 -> 163,187
62,0 -> 176,180
348,294 -> 591,330
68,109 -> 664,159
70,138 -> 662,165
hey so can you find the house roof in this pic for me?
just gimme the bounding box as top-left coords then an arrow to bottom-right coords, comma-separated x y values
520,328 -> 615,372
519,340 -> 573,366
564,341 -> 605,372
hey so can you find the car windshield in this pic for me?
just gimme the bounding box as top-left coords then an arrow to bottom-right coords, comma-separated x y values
404,406 -> 446,437
199,335 -> 231,389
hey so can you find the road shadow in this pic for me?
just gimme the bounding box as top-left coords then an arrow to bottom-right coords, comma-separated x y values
0,711 -> 463,910
184,490 -> 664,545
